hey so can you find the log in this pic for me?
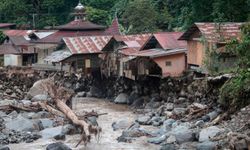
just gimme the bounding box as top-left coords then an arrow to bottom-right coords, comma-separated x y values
38,77 -> 101,146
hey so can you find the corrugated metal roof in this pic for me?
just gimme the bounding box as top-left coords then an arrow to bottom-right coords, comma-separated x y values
128,48 -> 187,58
0,23 -> 16,28
44,50 -> 72,63
153,32 -> 187,50
55,20 -> 106,30
114,34 -> 151,47
0,44 -> 19,55
179,22 -> 244,42
63,36 -> 112,54
3,30 -> 33,36
35,30 -> 109,44
120,48 -> 139,56
105,17 -> 121,35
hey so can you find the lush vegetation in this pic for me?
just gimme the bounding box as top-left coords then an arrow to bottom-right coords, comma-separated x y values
219,23 -> 250,111
0,0 -> 249,32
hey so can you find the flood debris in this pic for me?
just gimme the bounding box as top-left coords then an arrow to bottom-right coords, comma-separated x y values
0,67 -> 249,149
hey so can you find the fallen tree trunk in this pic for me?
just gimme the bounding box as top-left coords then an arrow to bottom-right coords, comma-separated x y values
37,77 -> 101,146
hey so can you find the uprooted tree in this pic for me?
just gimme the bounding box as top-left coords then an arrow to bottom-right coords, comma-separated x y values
37,77 -> 102,146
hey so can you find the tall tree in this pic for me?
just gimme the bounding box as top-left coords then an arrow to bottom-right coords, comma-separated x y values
122,0 -> 158,33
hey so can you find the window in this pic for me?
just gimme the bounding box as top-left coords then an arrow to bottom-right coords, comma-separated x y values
166,61 -> 172,66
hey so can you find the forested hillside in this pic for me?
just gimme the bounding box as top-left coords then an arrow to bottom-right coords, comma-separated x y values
0,0 -> 249,33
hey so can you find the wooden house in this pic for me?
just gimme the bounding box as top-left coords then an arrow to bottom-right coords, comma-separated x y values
179,22 -> 243,73
102,32 -> 187,80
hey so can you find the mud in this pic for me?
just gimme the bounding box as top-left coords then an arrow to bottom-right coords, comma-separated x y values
8,98 -> 160,150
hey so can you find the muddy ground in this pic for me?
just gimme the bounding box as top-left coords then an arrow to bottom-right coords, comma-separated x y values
8,98 -> 160,150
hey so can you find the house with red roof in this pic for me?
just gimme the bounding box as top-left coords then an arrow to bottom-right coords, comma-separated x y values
0,23 -> 16,29
101,32 -> 187,79
179,22 -> 244,73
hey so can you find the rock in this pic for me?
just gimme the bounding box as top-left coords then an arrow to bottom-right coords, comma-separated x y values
163,119 -> 175,128
62,124 -> 79,135
131,97 -> 144,108
0,100 -> 14,107
35,111 -> 51,119
76,92 -> 86,97
166,103 -> 174,111
173,108 -> 187,116
171,125 -> 195,144
128,92 -> 139,105
112,119 -> 132,131
167,135 -> 176,144
147,134 -> 167,144
89,86 -> 103,98
145,101 -> 161,109
195,120 -> 205,127
160,144 -> 175,150
54,134 -> 66,140
0,146 -> 10,150
31,94 -> 49,101
207,110 -> 221,121
114,93 -> 129,104
6,115 -> 36,132
234,139 -> 248,150
136,115 -> 151,125
196,141 -> 217,150
199,126 -> 224,142
46,142 -> 71,150
177,97 -> 187,103
8,111 -> 18,119
40,126 -> 63,139
28,79 -> 49,98
38,119 -> 54,129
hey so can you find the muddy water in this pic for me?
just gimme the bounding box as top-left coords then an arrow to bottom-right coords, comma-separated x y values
8,98 -> 160,150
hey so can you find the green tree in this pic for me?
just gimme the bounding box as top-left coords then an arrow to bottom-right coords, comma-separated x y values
122,0 -> 158,34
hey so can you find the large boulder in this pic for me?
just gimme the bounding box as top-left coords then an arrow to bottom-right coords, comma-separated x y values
40,126 -> 63,139
38,119 -> 54,129
61,124 -> 79,135
136,115 -> 151,125
199,126 -> 224,142
196,141 -> 217,150
171,125 -> 195,144
28,79 -> 50,98
46,142 -> 71,150
5,115 -> 37,132
112,119 -> 132,131
147,134 -> 167,144
114,93 -> 129,104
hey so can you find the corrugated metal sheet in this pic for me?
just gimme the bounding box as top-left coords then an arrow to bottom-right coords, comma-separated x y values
3,30 -> 32,36
114,34 -> 151,47
35,30 -> 109,44
44,50 -> 72,63
105,18 -> 121,35
128,48 -> 187,58
179,22 -> 243,42
153,32 -> 187,50
120,48 -> 139,56
55,20 -> 105,30
63,36 -> 112,54
0,44 -> 19,55
0,23 -> 15,28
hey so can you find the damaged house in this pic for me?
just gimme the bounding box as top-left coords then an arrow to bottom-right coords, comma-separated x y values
179,22 -> 244,73
44,35 -> 112,74
33,1 -> 120,69
102,33 -> 187,80
0,30 -> 56,67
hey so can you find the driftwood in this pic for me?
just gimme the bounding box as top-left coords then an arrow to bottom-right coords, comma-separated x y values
38,77 -> 101,146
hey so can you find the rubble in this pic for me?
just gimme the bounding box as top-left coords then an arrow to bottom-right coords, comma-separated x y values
0,67 -> 249,149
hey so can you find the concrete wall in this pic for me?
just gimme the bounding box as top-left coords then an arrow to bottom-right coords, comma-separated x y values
4,54 -> 22,66
153,53 -> 186,77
